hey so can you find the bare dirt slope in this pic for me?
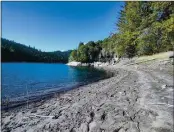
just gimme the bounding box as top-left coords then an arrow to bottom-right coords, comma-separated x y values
1,56 -> 173,132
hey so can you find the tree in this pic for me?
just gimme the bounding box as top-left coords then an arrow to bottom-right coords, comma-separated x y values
78,42 -> 84,48
77,45 -> 88,63
69,50 -> 77,62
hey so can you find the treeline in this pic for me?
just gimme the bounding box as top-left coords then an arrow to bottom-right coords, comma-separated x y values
69,1 -> 174,63
69,40 -> 117,63
1,38 -> 72,63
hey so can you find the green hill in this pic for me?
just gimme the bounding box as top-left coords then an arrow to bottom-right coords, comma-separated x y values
1,38 -> 72,63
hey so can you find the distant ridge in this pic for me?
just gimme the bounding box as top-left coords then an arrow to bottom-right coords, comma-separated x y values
1,38 -> 72,63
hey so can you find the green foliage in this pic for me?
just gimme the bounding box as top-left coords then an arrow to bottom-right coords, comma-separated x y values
69,41 -> 102,63
1,38 -> 72,63
115,1 -> 174,57
125,45 -> 137,58
78,42 -> 84,48
77,45 -> 88,62
69,50 -> 77,62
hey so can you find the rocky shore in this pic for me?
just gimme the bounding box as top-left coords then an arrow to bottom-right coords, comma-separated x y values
67,61 -> 117,67
1,53 -> 173,132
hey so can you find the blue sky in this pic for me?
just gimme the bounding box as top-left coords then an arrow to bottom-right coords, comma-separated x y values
2,2 -> 124,52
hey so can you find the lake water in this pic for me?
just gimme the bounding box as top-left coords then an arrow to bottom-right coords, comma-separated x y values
2,63 -> 111,104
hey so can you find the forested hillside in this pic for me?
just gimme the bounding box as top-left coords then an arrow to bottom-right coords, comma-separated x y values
1,38 -> 72,63
69,1 -> 174,63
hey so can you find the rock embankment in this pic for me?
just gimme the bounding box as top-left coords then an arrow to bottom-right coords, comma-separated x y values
2,55 -> 173,132
67,61 -> 118,67
66,61 -> 82,66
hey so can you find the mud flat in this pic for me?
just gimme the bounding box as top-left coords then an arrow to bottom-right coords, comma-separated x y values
1,55 -> 173,132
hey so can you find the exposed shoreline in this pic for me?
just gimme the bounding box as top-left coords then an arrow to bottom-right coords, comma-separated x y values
2,54 -> 173,132
67,61 -> 114,67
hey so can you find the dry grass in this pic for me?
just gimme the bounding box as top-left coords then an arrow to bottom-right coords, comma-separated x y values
135,51 -> 173,63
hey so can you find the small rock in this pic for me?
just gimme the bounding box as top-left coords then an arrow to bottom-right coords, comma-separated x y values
113,127 -> 122,132
70,128 -> 76,132
161,84 -> 167,89
89,122 -> 97,131
31,109 -> 37,113
169,55 -> 174,58
123,111 -> 126,116
44,124 -> 50,129
52,115 -> 59,119
40,106 -> 45,109
90,112 -> 95,118
100,128 -> 105,132
86,116 -> 91,122
101,112 -> 106,121
118,128 -> 126,132
79,123 -> 88,132
110,94 -> 114,97
97,108 -> 100,111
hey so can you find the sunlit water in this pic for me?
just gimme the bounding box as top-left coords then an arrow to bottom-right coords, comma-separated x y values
2,63 -> 111,103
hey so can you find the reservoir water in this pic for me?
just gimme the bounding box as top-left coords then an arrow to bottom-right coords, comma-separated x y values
2,63 -> 111,105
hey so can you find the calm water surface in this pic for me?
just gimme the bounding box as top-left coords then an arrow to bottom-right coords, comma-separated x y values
2,63 -> 110,102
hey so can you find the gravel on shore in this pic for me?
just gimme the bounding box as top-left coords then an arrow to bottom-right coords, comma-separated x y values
1,58 -> 173,132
